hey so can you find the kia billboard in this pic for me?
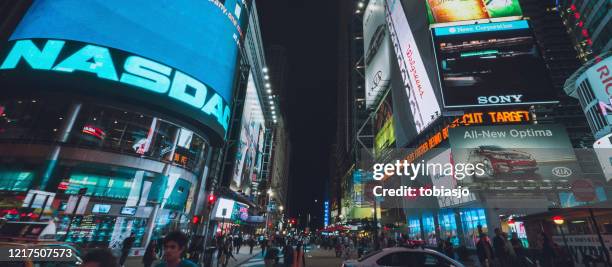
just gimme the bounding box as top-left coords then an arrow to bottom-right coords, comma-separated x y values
364,0 -> 392,109
426,0 -> 523,24
448,124 -> 580,182
432,20 -> 557,108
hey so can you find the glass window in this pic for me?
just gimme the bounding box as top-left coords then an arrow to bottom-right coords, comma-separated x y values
408,216 -> 422,240
423,212 -> 437,246
460,208 -> 488,248
0,171 -> 34,191
0,98 -> 68,142
438,210 -> 459,246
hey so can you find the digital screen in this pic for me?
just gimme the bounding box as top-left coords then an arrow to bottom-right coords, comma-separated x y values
432,20 -> 557,108
213,198 -> 235,219
363,0 -> 392,108
10,0 -> 250,103
120,206 -> 137,216
426,0 -> 523,24
374,92 -> 395,155
92,204 -> 111,214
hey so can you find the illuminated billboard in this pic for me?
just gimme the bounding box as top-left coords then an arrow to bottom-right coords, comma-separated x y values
386,0 -> 441,134
374,91 -> 395,155
1,0 -> 251,142
426,0 -> 523,24
231,71 -> 266,192
448,124 -> 580,181
364,0 -> 392,108
432,20 -> 557,108
428,149 -> 477,207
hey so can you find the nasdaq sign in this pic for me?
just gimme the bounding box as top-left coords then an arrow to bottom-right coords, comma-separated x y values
0,39 -> 230,136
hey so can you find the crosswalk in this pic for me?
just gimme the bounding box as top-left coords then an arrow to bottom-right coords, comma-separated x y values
240,252 -> 284,267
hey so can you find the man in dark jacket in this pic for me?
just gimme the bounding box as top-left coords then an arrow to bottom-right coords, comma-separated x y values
282,243 -> 294,267
119,233 -> 136,266
493,228 -> 508,267
477,233 -> 495,267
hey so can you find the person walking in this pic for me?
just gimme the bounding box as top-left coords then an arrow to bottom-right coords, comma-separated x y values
264,243 -> 278,267
493,228 -> 509,267
154,231 -> 198,267
261,237 -> 268,256
143,239 -> 160,267
248,236 -> 256,255
283,242 -> 294,267
235,235 -> 243,254
82,248 -> 120,267
119,232 -> 136,267
476,233 -> 495,267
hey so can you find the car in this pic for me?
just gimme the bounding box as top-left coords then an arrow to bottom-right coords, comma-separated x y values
342,247 -> 464,267
467,145 -> 537,177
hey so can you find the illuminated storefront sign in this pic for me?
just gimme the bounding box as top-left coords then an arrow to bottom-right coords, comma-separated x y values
0,39 -> 230,134
426,0 -> 523,24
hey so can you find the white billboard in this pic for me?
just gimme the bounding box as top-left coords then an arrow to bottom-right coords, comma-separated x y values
385,0 -> 441,133
364,0 -> 392,108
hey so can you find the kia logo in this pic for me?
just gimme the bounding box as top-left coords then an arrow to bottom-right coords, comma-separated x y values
552,167 -> 572,177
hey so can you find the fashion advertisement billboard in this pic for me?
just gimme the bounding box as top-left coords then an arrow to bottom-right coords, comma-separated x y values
432,20 -> 557,108
231,71 -> 265,192
448,124 -> 580,181
386,0 -> 441,134
364,0 -> 392,108
426,0 -> 523,24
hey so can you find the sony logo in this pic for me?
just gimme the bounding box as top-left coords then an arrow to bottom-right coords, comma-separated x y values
0,39 -> 230,132
477,95 -> 523,105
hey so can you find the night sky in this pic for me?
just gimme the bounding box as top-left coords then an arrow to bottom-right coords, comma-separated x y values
257,0 -> 339,228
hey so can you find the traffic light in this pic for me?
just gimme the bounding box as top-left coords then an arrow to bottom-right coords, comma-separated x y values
208,193 -> 216,204
192,215 -> 200,224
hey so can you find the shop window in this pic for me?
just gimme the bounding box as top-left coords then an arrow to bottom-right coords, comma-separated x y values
66,173 -> 133,200
0,98 -> 68,142
408,216 -> 422,240
438,210 -> 459,246
460,208 -> 488,248
422,212 -> 437,246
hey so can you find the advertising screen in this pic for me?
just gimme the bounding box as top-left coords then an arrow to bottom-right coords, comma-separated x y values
374,91 -> 395,155
364,0 -> 392,108
0,0 -> 251,142
432,20 -> 557,108
213,198 -> 235,219
426,0 -> 523,24
448,124 -> 580,181
231,71 -> 266,192
386,0 -> 441,134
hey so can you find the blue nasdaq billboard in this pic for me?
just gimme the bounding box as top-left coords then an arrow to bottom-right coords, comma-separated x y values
2,0 -> 251,141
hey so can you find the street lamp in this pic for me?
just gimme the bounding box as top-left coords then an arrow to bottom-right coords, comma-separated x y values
279,206 -> 284,211
553,216 -> 575,264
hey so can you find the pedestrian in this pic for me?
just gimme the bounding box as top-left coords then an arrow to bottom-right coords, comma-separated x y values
261,237 -> 268,256
143,239 -> 160,267
264,243 -> 278,267
235,234 -> 243,254
248,236 -> 256,255
476,233 -> 495,267
444,237 -> 455,259
154,231 -> 198,267
119,232 -> 136,267
283,242 -> 294,267
493,228 -> 509,267
540,232 -> 556,267
294,242 -> 306,267
82,248 -> 119,267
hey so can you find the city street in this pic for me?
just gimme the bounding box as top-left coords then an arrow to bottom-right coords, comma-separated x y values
0,1 -> 610,267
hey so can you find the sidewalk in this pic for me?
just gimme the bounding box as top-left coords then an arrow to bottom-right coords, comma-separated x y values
124,246 -> 262,267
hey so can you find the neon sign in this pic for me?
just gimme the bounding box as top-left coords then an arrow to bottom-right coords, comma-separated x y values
0,39 -> 231,133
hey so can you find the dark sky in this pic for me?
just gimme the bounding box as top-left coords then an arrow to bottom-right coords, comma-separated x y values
256,0 -> 339,228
